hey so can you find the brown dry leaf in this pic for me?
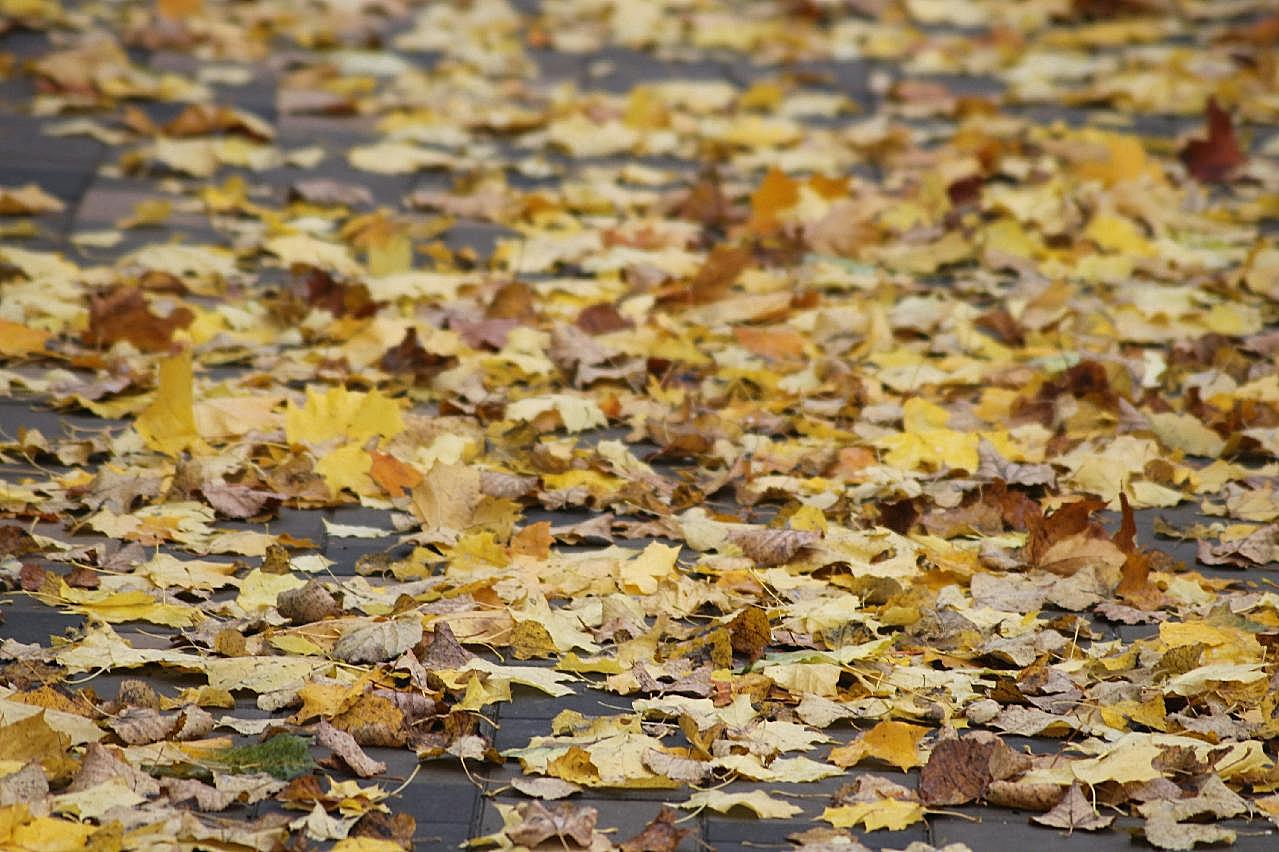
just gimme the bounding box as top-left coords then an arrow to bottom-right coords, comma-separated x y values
0,762 -> 49,806
316,721 -> 387,778
164,777 -> 237,811
289,179 -> 374,208
642,748 -> 712,784
202,482 -> 274,519
1179,99 -> 1246,182
107,707 -> 178,745
349,811 -> 416,849
1032,784 -> 1114,832
918,733 -> 1031,806
727,607 -> 771,661
510,777 -> 582,800
1141,802 -> 1236,850
985,779 -> 1066,812
410,462 -> 482,537
688,244 -> 750,304
506,801 -> 599,848
730,527 -> 820,567
83,286 -> 194,351
333,619 -> 423,664
0,184 -> 64,215
618,805 -> 689,852
277,580 -> 341,625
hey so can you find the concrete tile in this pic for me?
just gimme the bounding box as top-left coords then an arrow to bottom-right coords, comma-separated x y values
476,796 -> 701,847
497,685 -> 624,720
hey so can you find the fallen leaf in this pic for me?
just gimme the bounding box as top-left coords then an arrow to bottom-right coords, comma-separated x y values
1032,784 -> 1114,832
679,789 -> 802,819
1180,98 -> 1246,182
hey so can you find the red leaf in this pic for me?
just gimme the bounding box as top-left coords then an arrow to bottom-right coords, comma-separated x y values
1179,99 -> 1246,183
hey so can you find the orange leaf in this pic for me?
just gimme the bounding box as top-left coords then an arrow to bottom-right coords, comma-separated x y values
0,320 -> 51,357
369,452 -> 422,499
733,326 -> 807,361
157,0 -> 203,20
747,167 -> 799,235
689,244 -> 750,304
510,521 -> 552,559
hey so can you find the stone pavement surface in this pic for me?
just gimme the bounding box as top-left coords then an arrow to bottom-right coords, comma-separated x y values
2,1 -> 1279,851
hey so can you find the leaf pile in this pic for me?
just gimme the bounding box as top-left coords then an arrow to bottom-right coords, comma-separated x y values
1,0 -> 1279,849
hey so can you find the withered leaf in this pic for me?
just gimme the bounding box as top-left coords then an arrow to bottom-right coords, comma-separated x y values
277,580 -> 341,625
918,733 -> 1031,806
107,707 -> 178,745
506,801 -> 599,849
332,693 -> 406,748
289,179 -> 374,208
730,527 -> 820,567
510,776 -> 582,800
618,805 -> 690,852
1032,784 -> 1114,832
350,811 -> 416,849
84,286 -> 194,352
727,607 -> 771,661
333,619 -> 423,664
316,720 -> 387,778
1179,98 -> 1246,183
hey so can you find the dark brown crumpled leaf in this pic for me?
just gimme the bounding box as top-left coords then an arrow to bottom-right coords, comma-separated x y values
277,580 -> 341,625
84,286 -> 194,351
349,811 -> 416,850
918,732 -> 1032,806
0,526 -> 41,558
618,805 -> 690,852
727,606 -> 771,660
1179,98 -> 1247,183
379,328 -> 454,384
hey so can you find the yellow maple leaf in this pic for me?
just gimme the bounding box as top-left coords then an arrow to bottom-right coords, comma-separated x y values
285,385 -> 404,446
829,719 -> 928,771
314,443 -> 376,497
617,542 -> 680,595
136,351 -> 201,456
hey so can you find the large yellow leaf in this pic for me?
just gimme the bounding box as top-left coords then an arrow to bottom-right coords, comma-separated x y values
136,350 -> 201,456
285,385 -> 404,446
822,800 -> 925,831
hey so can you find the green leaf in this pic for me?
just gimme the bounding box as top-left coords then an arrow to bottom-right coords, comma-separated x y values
211,734 -> 315,780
